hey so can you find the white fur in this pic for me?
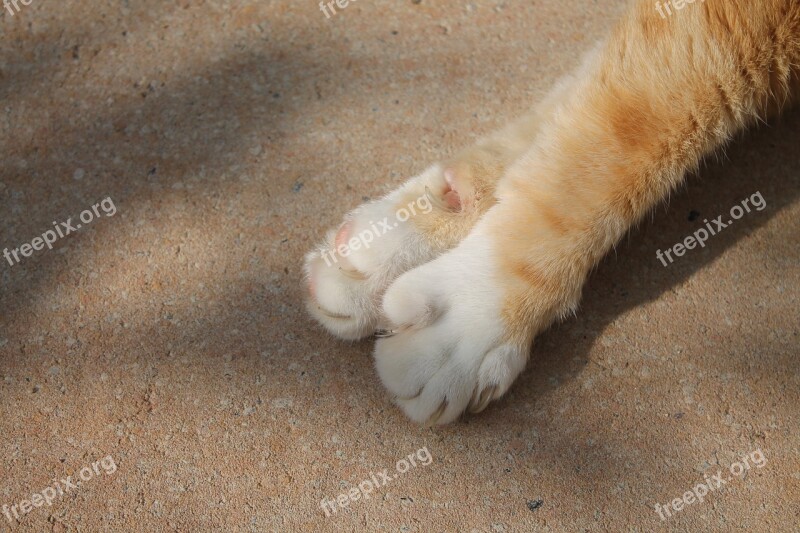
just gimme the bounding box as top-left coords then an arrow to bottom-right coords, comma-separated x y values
375,221 -> 528,424
306,167 -> 530,423
304,165 -> 447,340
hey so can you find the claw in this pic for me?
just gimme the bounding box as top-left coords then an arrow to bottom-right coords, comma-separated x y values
424,400 -> 448,427
375,323 -> 415,338
316,306 -> 352,320
468,384 -> 497,414
392,388 -> 423,402
338,267 -> 367,281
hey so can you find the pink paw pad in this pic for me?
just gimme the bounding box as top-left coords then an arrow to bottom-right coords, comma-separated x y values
443,169 -> 467,210
335,221 -> 352,249
331,221 -> 356,270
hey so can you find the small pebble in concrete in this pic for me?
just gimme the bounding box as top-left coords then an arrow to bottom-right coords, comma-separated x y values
526,499 -> 544,512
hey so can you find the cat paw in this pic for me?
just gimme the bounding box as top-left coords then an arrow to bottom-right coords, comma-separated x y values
374,229 -> 530,424
303,165 -> 462,340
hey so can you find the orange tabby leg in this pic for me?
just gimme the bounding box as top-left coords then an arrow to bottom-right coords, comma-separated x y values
376,0 -> 800,424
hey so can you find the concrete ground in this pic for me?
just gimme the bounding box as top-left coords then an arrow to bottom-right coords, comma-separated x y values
1,0 -> 798,531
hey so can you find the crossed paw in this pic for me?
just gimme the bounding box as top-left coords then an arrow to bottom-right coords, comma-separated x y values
304,161 -> 535,425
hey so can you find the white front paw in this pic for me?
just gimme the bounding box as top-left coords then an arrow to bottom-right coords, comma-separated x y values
304,165 -> 448,340
375,230 -> 529,424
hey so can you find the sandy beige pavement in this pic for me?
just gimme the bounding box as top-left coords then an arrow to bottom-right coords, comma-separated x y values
1,0 -> 798,531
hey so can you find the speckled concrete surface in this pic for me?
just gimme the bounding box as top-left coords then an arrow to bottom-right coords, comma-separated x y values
0,1 -> 798,531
